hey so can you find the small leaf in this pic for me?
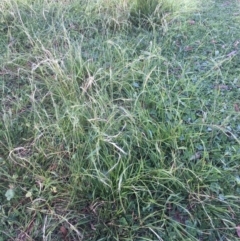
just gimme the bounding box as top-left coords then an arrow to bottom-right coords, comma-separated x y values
207,127 -> 212,132
214,84 -> 229,90
234,103 -> 240,112
184,46 -> 193,51
234,40 -> 240,47
5,189 -> 15,201
119,217 -> 128,225
133,82 -> 140,88
188,20 -> 195,25
236,225 -> 240,237
226,50 -> 237,58
218,194 -> 225,201
90,223 -> 96,231
26,191 -> 32,198
235,175 -> 240,186
51,186 -> 57,193
60,226 -> 68,237
12,174 -> 18,180
189,152 -> 201,161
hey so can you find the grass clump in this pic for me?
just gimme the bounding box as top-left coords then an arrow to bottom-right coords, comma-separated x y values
1,0 -> 240,240
129,0 -> 201,28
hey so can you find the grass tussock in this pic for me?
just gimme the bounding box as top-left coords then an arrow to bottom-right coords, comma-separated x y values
1,0 -> 240,240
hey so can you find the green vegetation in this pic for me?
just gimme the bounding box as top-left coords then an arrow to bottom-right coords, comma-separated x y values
1,0 -> 240,240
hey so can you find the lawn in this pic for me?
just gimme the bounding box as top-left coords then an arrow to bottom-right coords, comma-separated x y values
1,0 -> 240,240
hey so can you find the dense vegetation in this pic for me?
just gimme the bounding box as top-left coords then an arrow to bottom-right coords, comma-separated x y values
1,0 -> 240,240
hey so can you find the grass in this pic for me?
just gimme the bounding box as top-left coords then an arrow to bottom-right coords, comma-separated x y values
1,0 -> 240,240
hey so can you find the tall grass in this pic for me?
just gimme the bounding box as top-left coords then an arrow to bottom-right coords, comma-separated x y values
1,0 -> 240,240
